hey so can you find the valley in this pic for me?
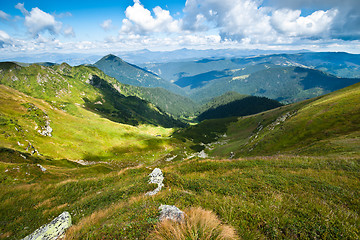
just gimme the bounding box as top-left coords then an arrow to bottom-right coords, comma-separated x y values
0,52 -> 359,240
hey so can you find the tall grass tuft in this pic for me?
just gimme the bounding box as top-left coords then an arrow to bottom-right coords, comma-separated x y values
149,207 -> 239,240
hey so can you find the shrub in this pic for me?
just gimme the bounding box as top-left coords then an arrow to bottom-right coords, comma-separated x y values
149,207 -> 239,240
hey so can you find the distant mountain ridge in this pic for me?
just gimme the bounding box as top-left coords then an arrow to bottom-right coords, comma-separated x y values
94,54 -> 185,95
144,53 -> 360,103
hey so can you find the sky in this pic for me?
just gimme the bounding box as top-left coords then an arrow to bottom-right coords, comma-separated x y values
0,0 -> 360,57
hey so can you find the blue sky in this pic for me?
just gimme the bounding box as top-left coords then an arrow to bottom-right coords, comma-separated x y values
0,0 -> 359,56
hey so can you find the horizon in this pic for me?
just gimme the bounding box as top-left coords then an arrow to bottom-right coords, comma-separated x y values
0,0 -> 360,59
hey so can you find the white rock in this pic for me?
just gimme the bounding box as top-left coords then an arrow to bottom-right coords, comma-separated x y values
159,205 -> 184,222
145,168 -> 164,196
37,164 -> 46,172
22,211 -> 71,240
197,150 -> 208,158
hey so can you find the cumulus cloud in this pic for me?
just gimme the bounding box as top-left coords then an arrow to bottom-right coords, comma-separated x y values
63,26 -> 75,37
15,3 -> 73,38
0,30 -> 12,48
267,0 -> 360,40
271,8 -> 338,38
0,10 -> 10,21
182,0 -> 342,43
101,19 -> 113,31
25,7 -> 62,36
183,0 -> 281,43
15,3 -> 29,16
120,0 -> 181,35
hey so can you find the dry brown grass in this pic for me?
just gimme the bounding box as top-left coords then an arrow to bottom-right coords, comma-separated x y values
149,207 -> 239,240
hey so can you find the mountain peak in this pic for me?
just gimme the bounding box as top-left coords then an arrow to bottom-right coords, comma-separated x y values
101,54 -> 124,62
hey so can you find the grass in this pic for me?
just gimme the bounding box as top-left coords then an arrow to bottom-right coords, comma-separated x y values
183,83 -> 360,159
149,207 -> 238,240
0,85 -> 177,163
0,66 -> 359,239
1,154 -> 359,239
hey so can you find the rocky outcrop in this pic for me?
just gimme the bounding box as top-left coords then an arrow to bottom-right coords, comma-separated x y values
145,168 -> 164,196
37,164 -> 46,172
22,211 -> 71,240
37,119 -> 53,137
159,205 -> 184,222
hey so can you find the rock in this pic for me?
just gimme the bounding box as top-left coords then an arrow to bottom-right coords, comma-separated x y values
145,168 -> 164,196
197,150 -> 208,158
38,120 -> 53,137
22,211 -> 71,240
37,164 -> 46,172
158,205 -> 184,222
165,155 -> 177,162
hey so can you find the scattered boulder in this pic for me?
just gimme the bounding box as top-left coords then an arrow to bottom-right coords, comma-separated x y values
197,150 -> 208,158
37,164 -> 46,172
26,142 -> 40,155
38,120 -> 52,137
145,168 -> 164,196
158,205 -> 184,222
22,211 -> 71,240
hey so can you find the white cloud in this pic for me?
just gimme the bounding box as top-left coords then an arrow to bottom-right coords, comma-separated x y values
183,0 -> 280,43
24,7 -> 62,37
101,19 -> 113,31
271,9 -> 338,38
15,3 -> 74,38
120,0 -> 181,35
15,3 -> 29,16
0,10 -> 10,21
64,26 -> 75,37
0,30 -> 12,47
183,0 -> 341,43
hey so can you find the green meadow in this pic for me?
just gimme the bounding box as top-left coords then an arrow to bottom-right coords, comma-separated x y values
0,64 -> 359,239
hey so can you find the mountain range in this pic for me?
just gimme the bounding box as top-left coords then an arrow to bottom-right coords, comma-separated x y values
1,50 -> 360,240
144,52 -> 360,103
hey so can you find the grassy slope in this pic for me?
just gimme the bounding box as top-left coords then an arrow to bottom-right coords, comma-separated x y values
0,62 -> 185,127
177,82 -> 360,158
211,82 -> 360,157
0,85 -> 176,163
1,151 -> 358,239
0,68 -> 359,239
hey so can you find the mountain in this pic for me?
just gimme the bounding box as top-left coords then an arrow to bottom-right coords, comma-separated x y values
0,48 -> 310,66
187,66 -> 360,103
94,54 -> 185,95
144,52 -> 360,103
197,96 -> 283,121
0,62 -> 185,128
1,66 -> 359,240
176,82 -> 360,156
197,91 -> 248,110
145,52 -> 360,81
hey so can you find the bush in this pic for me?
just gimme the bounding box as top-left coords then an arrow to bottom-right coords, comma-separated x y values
149,207 -> 239,240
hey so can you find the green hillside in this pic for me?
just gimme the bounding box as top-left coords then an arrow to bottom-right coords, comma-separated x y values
176,82 -> 360,158
0,60 -> 359,240
121,86 -> 197,118
197,91 -> 248,110
0,84 -> 178,162
197,96 -> 283,121
0,62 -> 185,127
